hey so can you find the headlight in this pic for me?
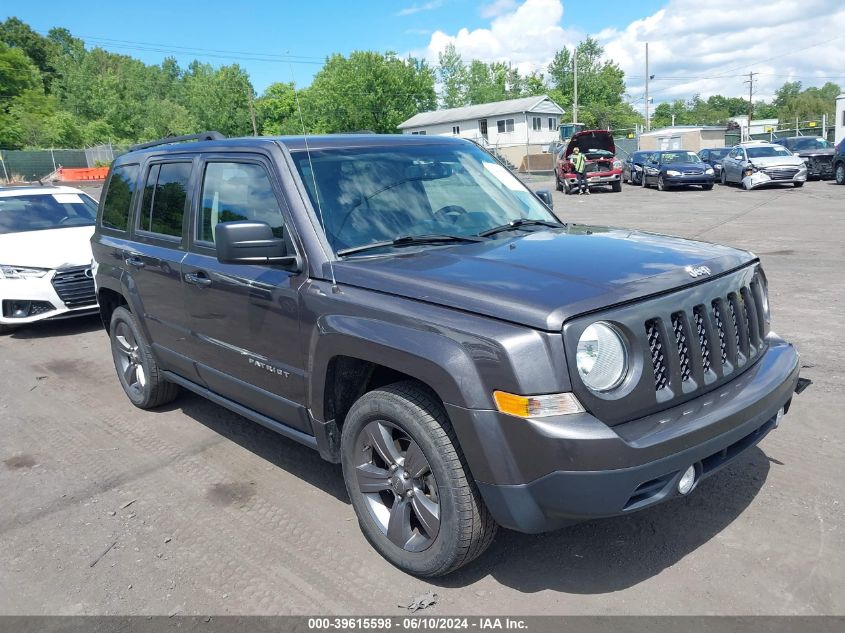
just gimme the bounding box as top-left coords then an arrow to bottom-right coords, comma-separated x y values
576,322 -> 628,392
0,265 -> 50,280
612,159 -> 623,169
705,168 -> 714,174
666,170 -> 680,176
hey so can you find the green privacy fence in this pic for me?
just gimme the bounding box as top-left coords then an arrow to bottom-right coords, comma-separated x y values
0,149 -> 89,182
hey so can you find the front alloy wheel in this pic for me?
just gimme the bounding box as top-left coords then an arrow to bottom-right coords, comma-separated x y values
341,382 -> 496,576
657,174 -> 667,191
354,420 -> 440,552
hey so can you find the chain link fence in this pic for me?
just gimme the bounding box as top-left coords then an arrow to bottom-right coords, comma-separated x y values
1,144 -> 130,183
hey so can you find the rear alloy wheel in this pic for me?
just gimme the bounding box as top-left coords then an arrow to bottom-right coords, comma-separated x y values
835,162 -> 845,185
109,306 -> 180,409
341,381 -> 496,576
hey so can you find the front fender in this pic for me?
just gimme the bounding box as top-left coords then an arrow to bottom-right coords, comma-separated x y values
308,314 -> 488,421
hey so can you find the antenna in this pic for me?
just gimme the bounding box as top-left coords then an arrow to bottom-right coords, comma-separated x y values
289,61 -> 338,291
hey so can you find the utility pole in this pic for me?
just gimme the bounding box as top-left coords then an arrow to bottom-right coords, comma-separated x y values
644,42 -> 650,132
247,86 -> 259,136
744,71 -> 756,141
573,47 -> 578,125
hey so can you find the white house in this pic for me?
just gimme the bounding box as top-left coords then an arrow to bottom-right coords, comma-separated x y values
729,116 -> 780,139
835,93 -> 845,144
397,95 -> 564,170
638,126 -> 727,152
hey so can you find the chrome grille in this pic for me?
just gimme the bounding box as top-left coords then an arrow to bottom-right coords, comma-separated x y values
646,320 -> 669,391
693,307 -> 712,374
671,313 -> 692,382
762,167 -> 799,180
51,266 -> 96,308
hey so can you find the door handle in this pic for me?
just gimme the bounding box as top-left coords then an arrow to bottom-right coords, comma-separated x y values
184,271 -> 212,287
125,256 -> 145,268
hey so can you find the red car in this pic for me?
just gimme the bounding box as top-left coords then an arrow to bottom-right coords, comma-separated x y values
555,129 -> 624,194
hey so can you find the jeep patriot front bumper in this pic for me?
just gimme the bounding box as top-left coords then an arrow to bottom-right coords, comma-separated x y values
446,334 -> 801,533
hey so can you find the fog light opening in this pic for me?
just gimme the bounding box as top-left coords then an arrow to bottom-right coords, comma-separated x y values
677,465 -> 698,495
11,301 -> 31,318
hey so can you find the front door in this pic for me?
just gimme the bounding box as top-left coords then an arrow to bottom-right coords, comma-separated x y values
182,156 -> 310,433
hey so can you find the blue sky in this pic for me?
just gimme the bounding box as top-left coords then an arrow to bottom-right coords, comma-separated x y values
4,0 -> 844,107
4,0 -> 664,93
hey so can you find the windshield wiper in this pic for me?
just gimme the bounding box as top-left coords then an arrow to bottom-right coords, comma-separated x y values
336,233 -> 486,257
477,218 -> 564,238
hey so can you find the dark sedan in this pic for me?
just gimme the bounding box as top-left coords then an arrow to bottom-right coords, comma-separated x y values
775,136 -> 836,179
698,147 -> 731,178
641,151 -> 715,191
834,140 -> 845,185
622,151 -> 653,185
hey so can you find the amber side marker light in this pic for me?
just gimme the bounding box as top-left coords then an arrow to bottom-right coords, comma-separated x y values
493,391 -> 585,418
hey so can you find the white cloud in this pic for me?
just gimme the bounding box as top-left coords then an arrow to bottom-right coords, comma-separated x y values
597,0 -> 845,108
419,0 -> 845,110
479,0 -> 518,19
420,0 -> 580,77
397,0 -> 443,17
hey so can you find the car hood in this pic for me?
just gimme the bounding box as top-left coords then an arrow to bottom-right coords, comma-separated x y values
795,148 -> 835,157
0,226 -> 95,269
332,226 -> 755,330
747,155 -> 806,168
565,130 -> 615,158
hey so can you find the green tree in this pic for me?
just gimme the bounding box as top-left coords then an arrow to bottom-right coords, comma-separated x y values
256,82 -> 302,135
0,17 -> 59,91
437,44 -> 468,108
0,42 -> 41,99
308,51 -> 436,133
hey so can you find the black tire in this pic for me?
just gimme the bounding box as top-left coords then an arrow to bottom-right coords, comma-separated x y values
555,173 -> 563,192
611,180 -> 622,192
109,306 -> 180,409
793,181 -> 804,188
702,184 -> 713,191
341,381 -> 496,577
0,324 -> 15,335
641,172 -> 648,188
835,162 -> 845,185
721,169 -> 728,186
657,175 -> 667,191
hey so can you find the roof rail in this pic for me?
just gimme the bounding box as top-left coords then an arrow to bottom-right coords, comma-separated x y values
129,131 -> 226,152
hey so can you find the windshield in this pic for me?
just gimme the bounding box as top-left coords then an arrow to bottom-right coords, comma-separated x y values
660,152 -> 701,165
788,137 -> 833,151
291,143 -> 558,256
708,148 -> 730,159
746,146 -> 792,158
0,192 -> 98,235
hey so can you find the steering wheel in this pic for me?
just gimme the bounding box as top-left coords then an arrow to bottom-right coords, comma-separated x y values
433,205 -> 468,222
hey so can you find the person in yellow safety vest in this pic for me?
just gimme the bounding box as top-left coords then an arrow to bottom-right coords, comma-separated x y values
571,147 -> 588,195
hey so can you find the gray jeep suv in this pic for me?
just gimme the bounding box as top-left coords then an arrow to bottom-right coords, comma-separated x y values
92,132 -> 803,576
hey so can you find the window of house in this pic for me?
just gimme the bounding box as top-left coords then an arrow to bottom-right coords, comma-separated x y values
452,125 -> 460,135
496,118 -> 514,133
139,162 -> 191,238
532,117 -> 542,131
548,117 -> 557,130
197,162 -> 285,244
478,119 -> 488,137
411,130 -> 426,135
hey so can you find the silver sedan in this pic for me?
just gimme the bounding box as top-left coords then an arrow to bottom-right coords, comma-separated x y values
720,142 -> 807,190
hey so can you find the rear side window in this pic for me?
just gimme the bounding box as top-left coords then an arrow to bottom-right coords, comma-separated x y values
139,162 -> 191,237
198,162 -> 285,243
101,164 -> 139,231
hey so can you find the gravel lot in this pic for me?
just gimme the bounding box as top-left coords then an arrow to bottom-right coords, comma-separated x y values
1,178 -> 843,615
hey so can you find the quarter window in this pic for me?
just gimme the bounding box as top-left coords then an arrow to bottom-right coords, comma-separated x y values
139,162 -> 191,238
100,164 -> 139,231
198,162 -> 285,244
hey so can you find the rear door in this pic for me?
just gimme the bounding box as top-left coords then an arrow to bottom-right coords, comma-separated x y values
181,154 -> 310,433
128,158 -> 196,375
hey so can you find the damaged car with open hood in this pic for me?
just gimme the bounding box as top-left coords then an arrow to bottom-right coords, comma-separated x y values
555,129 -> 623,194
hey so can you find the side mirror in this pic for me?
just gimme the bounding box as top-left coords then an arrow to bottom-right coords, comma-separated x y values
535,189 -> 553,209
215,221 -> 298,268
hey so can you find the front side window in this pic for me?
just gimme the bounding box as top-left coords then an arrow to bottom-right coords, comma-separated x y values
291,143 -> 558,256
101,164 -> 139,231
198,162 -> 285,244
0,192 -> 98,235
139,162 -> 191,238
